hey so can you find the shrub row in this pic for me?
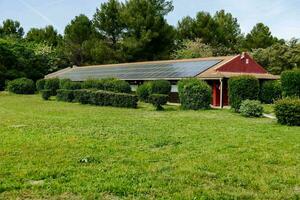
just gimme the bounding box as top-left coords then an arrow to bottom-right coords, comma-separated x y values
57,89 -> 138,108
82,78 -> 131,93
281,70 -> 300,98
136,80 -> 171,102
275,98 -> 300,126
178,78 -> 211,110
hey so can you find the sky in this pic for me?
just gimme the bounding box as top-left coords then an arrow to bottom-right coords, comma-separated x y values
0,0 -> 299,40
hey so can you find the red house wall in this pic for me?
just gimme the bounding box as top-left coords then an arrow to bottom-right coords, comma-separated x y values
217,53 -> 267,74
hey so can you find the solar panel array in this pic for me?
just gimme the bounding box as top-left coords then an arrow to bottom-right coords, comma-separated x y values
57,59 -> 222,81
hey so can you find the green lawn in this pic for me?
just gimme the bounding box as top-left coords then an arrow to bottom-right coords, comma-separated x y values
0,93 -> 299,200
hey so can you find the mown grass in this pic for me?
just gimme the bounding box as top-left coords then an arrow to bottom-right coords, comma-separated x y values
0,93 -> 299,200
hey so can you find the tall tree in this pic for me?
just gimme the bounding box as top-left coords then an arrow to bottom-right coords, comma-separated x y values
26,25 -> 62,46
245,23 -> 277,50
121,0 -> 175,61
93,0 -> 124,49
0,19 -> 24,38
64,14 -> 95,65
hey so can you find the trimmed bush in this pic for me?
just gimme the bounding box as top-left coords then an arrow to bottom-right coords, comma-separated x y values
44,78 -> 60,96
7,78 -> 35,94
228,75 -> 259,112
36,79 -> 46,92
136,82 -> 151,102
260,80 -> 281,104
56,89 -> 75,102
281,70 -> 300,97
178,78 -> 211,110
59,79 -> 82,90
82,78 -> 131,93
73,89 -> 94,104
274,98 -> 300,126
239,100 -> 263,117
149,94 -> 168,110
41,89 -> 52,100
149,80 -> 171,95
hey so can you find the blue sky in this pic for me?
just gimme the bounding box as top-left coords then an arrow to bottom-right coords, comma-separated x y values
0,0 -> 299,39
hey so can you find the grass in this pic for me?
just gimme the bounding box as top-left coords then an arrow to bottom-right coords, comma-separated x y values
0,92 -> 299,199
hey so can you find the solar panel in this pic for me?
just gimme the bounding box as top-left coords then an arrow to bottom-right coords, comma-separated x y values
56,59 -> 222,81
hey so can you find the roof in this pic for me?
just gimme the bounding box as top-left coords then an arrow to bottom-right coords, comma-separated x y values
45,54 -> 278,81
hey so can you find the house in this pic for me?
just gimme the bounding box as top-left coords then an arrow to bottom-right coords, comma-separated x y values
45,52 -> 278,107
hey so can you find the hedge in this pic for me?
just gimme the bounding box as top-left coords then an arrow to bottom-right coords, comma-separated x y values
260,80 -> 281,104
239,100 -> 263,117
41,90 -> 52,100
281,70 -> 300,97
136,82 -> 151,102
274,98 -> 300,126
228,75 -> 259,112
7,78 -> 35,94
56,89 -> 75,102
178,78 -> 211,110
36,79 -> 46,92
73,89 -> 94,104
149,94 -> 168,110
44,78 -> 60,95
59,79 -> 82,90
82,78 -> 131,93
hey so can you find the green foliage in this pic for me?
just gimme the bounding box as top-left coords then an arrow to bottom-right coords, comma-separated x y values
82,78 -> 131,93
239,100 -> 263,118
281,70 -> 300,97
172,39 -> 213,59
178,78 -> 211,110
26,25 -> 62,46
228,76 -> 260,112
149,80 -> 171,95
275,98 -> 300,126
136,83 -> 151,102
73,89 -> 94,104
44,78 -> 60,95
40,89 -> 52,100
0,19 -> 24,38
59,79 -> 82,90
260,80 -> 282,103
149,94 -> 168,110
7,78 -> 35,94
56,89 -> 75,102
36,79 -> 46,92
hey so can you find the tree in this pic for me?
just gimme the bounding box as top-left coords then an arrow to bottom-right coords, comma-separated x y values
244,23 -> 277,50
172,38 -> 213,59
121,0 -> 175,61
26,25 -> 62,46
0,19 -> 24,38
93,0 -> 124,49
64,14 -> 95,65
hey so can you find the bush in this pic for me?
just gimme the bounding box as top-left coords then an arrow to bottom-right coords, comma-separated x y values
56,89 -> 75,102
7,78 -> 35,94
228,75 -> 259,112
44,78 -> 60,96
239,100 -> 263,117
59,79 -> 82,90
82,78 -> 131,93
260,80 -> 281,104
36,79 -> 46,92
178,78 -> 211,110
149,94 -> 168,110
136,82 -> 151,102
73,89 -> 94,104
149,80 -> 171,95
41,90 -> 52,100
281,70 -> 300,97
274,98 -> 300,126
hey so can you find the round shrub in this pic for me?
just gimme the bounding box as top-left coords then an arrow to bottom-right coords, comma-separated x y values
281,70 -> 300,97
149,94 -> 168,111
260,80 -> 281,104
228,75 -> 259,112
178,78 -> 211,110
239,100 -> 263,117
149,80 -> 171,95
36,79 -> 46,92
7,78 -> 35,94
136,82 -> 151,102
59,79 -> 82,90
44,78 -> 60,96
274,98 -> 300,126
41,89 -> 52,100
